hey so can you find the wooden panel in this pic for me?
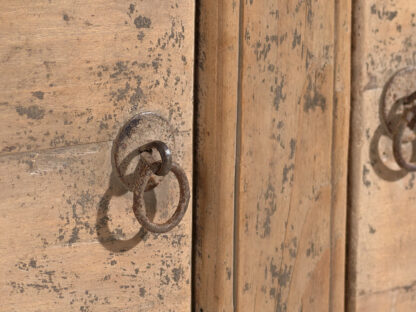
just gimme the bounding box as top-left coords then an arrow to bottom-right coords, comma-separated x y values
0,0 -> 194,155
194,0 -> 350,310
194,0 -> 239,311
349,0 -> 416,310
0,1 -> 194,311
234,0 -> 350,311
0,142 -> 192,311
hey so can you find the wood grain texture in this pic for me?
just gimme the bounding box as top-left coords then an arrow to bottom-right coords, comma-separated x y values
0,1 -> 194,311
349,0 -> 416,311
0,142 -> 192,311
0,0 -> 194,155
234,0 -> 350,311
194,0 -> 239,311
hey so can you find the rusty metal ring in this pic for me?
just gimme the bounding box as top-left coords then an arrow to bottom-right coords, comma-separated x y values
112,112 -> 175,192
392,118 -> 416,171
380,67 -> 416,137
138,140 -> 172,176
132,159 -> 190,233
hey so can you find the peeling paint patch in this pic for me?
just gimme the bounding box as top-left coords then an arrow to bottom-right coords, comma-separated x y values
292,29 -> 301,49
172,266 -> 184,283
281,164 -> 295,193
289,139 -> 296,159
32,91 -> 44,100
303,76 -> 326,112
273,75 -> 286,112
129,4 -> 135,15
370,4 -> 398,21
16,105 -> 45,120
362,165 -> 371,187
134,16 -> 151,29
368,224 -> 376,234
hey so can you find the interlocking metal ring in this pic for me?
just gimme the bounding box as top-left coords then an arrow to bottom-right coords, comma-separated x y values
393,113 -> 416,172
132,158 -> 190,233
112,112 -> 189,233
138,140 -> 172,176
112,112 -> 175,192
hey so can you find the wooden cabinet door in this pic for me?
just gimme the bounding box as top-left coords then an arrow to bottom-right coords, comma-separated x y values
349,0 -> 416,311
0,1 -> 194,311
195,1 -> 416,311
194,0 -> 351,311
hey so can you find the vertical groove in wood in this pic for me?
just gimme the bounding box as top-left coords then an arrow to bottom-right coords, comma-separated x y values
330,0 -> 351,311
347,1 -> 363,310
194,0 -> 240,311
233,0 -> 245,308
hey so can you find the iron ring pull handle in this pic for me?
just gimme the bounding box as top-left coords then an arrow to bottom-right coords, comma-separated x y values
390,91 -> 416,172
132,141 -> 190,233
393,115 -> 416,172
138,141 -> 172,176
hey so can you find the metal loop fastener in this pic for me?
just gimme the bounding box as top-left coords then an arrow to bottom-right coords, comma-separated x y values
112,113 -> 189,234
380,67 -> 416,138
132,158 -> 190,233
138,140 -> 172,176
112,112 -> 175,192
393,116 -> 416,172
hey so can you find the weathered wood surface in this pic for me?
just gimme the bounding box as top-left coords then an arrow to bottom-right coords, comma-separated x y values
0,1 -> 194,311
0,0 -> 194,155
195,0 -> 351,310
0,143 -> 192,311
234,0 -> 350,311
349,1 -> 416,311
194,0 -> 239,311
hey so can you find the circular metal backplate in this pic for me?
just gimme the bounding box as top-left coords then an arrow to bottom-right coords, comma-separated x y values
112,112 -> 176,191
381,67 -> 416,141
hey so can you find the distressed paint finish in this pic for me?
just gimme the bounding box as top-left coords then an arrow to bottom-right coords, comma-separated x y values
0,0 -> 194,155
0,0 -> 194,311
235,0 -> 349,311
0,143 -> 192,311
350,0 -> 416,311
194,0 -> 350,310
